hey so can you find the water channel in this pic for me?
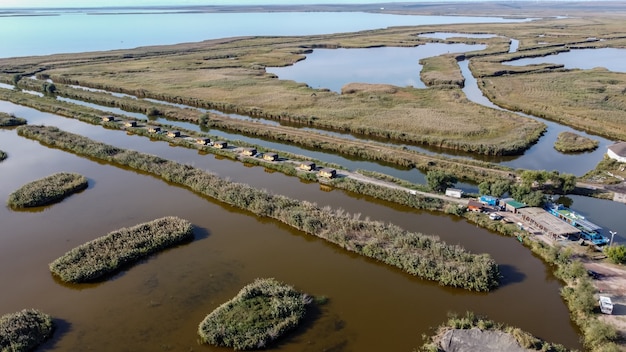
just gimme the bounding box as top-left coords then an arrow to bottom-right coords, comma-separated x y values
0,102 -> 582,351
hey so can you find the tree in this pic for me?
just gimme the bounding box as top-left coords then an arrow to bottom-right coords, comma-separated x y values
41,82 -> 56,94
426,170 -> 457,193
12,73 -> 22,85
604,244 -> 626,264
490,180 -> 511,198
560,174 -> 577,194
478,181 -> 491,196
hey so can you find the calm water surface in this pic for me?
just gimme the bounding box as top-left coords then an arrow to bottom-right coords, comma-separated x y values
0,11 -> 530,58
504,48 -> 626,72
0,108 -> 582,351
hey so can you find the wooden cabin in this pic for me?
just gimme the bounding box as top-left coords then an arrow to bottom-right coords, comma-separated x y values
213,141 -> 227,149
299,162 -> 316,171
467,200 -> 484,212
319,168 -> 337,179
124,120 -> 137,127
167,130 -> 181,138
242,148 -> 257,156
263,153 -> 278,161
102,116 -> 115,122
196,137 -> 210,145
147,126 -> 161,133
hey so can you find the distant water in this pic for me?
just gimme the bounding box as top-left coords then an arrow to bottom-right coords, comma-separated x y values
503,48 -> 626,72
0,10 -> 531,58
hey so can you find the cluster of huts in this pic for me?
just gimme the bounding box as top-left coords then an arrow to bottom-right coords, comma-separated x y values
103,116 -> 337,178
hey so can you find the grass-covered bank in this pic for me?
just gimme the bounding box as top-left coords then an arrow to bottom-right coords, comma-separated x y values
20,125 -> 500,291
0,112 -> 27,127
198,278 -> 311,350
420,312 -> 570,352
7,172 -> 88,208
0,309 -> 54,352
49,216 -> 194,283
0,84 -> 518,185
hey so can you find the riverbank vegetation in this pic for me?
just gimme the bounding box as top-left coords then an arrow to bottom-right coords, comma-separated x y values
198,278 -> 310,350
0,309 -> 54,352
554,132 -> 599,153
20,125 -> 500,291
7,172 -> 88,208
420,311 -> 569,352
0,112 -> 27,127
582,155 -> 626,185
49,216 -> 194,283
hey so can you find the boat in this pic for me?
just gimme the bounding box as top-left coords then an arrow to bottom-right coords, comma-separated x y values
599,296 -> 613,314
546,203 -> 609,245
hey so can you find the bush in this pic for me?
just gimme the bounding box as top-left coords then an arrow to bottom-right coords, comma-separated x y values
0,309 -> 54,352
7,172 -> 88,208
49,216 -> 194,282
604,244 -> 626,264
0,150 -> 6,162
0,112 -> 27,127
198,278 -> 310,350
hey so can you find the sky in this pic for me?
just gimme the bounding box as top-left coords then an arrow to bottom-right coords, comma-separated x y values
0,0 -> 402,8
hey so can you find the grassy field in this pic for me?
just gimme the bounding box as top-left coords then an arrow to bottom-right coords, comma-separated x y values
198,278 -> 310,350
0,309 -> 54,352
50,216 -> 194,283
7,172 -> 88,208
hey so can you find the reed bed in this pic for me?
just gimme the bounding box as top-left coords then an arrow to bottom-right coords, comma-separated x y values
49,216 -> 194,283
20,125 -> 500,291
0,309 -> 54,352
198,278 -> 310,350
0,112 -> 27,127
7,172 -> 88,208
554,132 -> 599,153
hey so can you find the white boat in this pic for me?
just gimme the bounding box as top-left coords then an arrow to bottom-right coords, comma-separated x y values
599,296 -> 613,315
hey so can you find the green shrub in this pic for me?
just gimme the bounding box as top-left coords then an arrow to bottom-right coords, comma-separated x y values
7,172 -> 88,208
49,216 -> 194,282
604,244 -> 626,264
198,278 -> 310,350
0,309 -> 54,352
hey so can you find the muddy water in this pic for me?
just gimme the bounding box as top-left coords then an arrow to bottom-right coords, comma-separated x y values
0,106 -> 583,351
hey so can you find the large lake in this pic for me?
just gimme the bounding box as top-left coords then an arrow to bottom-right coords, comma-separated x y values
0,10 -> 530,58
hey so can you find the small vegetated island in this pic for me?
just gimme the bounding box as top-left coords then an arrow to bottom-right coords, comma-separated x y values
420,312 -> 569,352
50,216 -> 194,283
7,172 -> 88,208
0,150 -> 6,162
198,278 -> 310,350
553,131 -> 599,153
20,125 -> 499,291
0,112 -> 27,127
0,309 -> 54,352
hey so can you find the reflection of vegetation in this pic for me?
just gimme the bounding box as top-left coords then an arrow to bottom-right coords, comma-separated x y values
20,125 -> 500,291
420,311 -> 569,352
0,112 -> 27,127
8,172 -> 88,208
50,216 -> 194,283
0,309 -> 54,352
198,278 -> 310,350
554,132 -> 599,153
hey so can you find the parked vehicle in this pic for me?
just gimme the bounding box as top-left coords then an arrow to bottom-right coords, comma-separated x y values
599,296 -> 613,315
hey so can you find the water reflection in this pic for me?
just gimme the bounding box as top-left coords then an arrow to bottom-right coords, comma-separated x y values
503,48 -> 626,72
266,44 -> 486,92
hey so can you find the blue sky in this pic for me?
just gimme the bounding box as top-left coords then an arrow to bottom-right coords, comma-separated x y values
1,0 -> 401,8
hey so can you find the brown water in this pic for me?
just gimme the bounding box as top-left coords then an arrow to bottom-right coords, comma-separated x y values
0,107 -> 583,351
